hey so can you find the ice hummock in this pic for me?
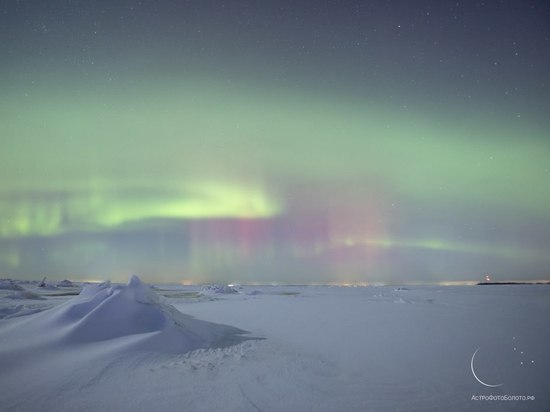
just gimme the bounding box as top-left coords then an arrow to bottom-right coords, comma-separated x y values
5,290 -> 44,300
0,275 -> 251,355
200,284 -> 239,295
57,279 -> 75,287
0,279 -> 24,291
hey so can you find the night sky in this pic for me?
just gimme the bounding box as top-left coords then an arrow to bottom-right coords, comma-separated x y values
1,1 -> 549,284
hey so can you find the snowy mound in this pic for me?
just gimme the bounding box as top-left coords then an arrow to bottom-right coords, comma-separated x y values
57,279 -> 75,287
1,276 -> 251,355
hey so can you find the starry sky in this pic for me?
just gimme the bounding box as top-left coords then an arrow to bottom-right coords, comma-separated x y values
1,1 -> 549,284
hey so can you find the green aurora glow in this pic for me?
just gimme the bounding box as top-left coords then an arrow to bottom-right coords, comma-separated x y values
1,1 -> 549,283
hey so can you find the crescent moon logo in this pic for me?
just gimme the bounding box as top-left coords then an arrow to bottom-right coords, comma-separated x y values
471,347 -> 503,388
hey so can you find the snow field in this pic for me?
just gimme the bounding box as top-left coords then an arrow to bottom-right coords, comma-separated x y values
0,280 -> 548,411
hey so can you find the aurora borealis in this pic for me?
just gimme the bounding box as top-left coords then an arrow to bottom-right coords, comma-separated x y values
1,1 -> 549,283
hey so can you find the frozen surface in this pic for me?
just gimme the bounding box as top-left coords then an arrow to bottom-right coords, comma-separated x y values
0,280 -> 548,411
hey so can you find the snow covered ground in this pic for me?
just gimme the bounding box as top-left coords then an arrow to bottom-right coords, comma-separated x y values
0,278 -> 548,411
